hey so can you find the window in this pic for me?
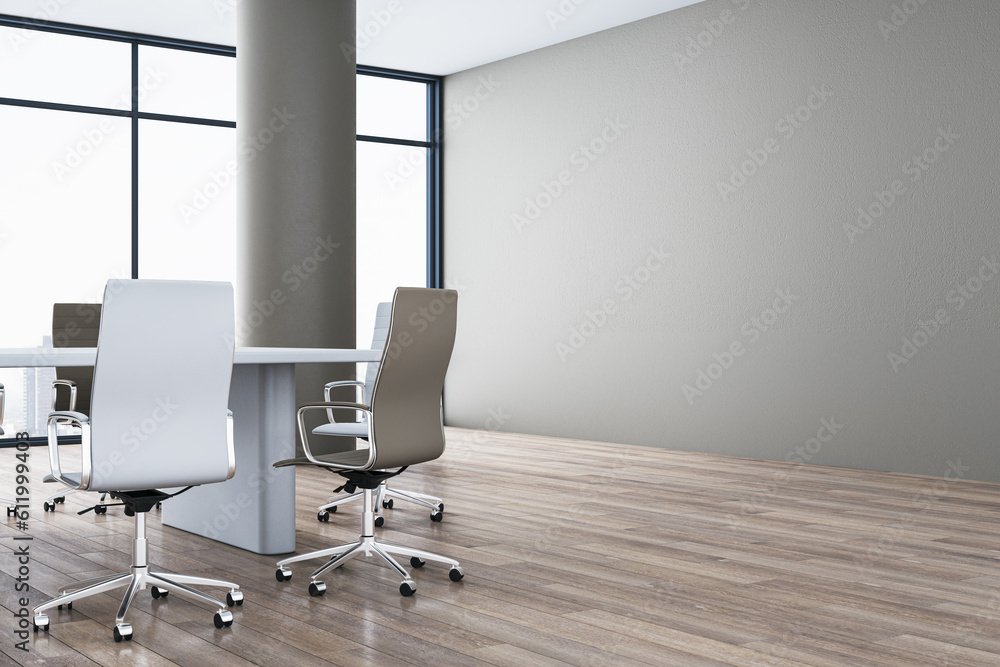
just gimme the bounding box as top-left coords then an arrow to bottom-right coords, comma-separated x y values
0,17 -> 235,436
356,68 -> 442,348
0,17 -> 441,437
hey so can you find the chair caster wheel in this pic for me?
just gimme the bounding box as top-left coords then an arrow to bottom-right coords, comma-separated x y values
33,614 -> 49,632
430,511 -> 443,522
374,515 -> 385,528
213,610 -> 233,628
226,590 -> 244,606
308,581 -> 326,597
156,502 -> 162,510
381,498 -> 394,509
114,623 -> 133,642
399,580 -> 416,596
317,510 -> 330,522
437,502 -> 444,512
410,557 -> 425,568
151,587 -> 168,599
54,496 -> 65,504
449,567 -> 464,582
95,505 -> 107,515
57,602 -> 72,610
43,502 -> 54,512
275,567 -> 292,582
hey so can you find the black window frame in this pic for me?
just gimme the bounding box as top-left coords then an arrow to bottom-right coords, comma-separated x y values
356,65 -> 443,289
0,13 -> 237,279
0,15 -> 443,288
0,15 -> 442,445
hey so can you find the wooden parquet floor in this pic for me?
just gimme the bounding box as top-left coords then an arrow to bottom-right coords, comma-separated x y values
1,427 -> 999,666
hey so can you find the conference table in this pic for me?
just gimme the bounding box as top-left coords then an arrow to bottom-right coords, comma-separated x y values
0,346 -> 381,555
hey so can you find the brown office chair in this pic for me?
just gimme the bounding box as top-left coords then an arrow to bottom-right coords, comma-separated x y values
274,287 -> 464,597
313,301 -> 446,526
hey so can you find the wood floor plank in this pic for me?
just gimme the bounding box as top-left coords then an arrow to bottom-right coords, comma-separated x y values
1,428 -> 999,665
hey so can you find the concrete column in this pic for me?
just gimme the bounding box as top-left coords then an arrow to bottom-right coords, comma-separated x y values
237,0 -> 356,455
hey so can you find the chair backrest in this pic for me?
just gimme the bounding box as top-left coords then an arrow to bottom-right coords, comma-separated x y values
52,303 -> 102,414
368,287 -> 457,469
362,301 -> 392,406
88,280 -> 235,491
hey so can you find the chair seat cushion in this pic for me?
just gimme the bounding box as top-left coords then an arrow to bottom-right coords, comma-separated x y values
312,421 -> 369,438
273,448 -> 372,469
43,472 -> 81,485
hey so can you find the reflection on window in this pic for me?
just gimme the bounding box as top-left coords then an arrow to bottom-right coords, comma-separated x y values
138,120 -> 237,284
356,73 -> 434,348
357,141 -> 428,344
138,45 -> 236,120
0,26 -> 131,109
357,75 -> 427,142
0,22 -> 234,437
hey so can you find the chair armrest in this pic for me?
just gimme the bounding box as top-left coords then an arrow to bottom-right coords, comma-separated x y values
323,380 -> 366,422
226,410 -> 236,480
51,379 -> 78,413
46,411 -> 90,490
296,402 -> 375,470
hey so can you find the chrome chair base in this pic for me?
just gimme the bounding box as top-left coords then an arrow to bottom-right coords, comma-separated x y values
32,511 -> 242,641
280,486 -> 462,596
318,479 -> 444,522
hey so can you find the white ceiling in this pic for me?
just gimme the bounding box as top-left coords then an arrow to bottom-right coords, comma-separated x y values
355,0 -> 704,74
0,0 -> 703,75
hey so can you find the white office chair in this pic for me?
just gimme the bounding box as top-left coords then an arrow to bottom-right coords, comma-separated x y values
314,301 -> 445,527
32,279 -> 244,642
275,288 -> 463,597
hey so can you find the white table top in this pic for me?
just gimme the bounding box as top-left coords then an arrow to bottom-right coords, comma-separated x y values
0,347 -> 382,367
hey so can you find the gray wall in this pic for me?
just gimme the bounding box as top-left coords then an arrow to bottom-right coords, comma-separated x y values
442,0 -> 1000,482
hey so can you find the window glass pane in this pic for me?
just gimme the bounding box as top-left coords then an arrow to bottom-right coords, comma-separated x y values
356,141 -> 427,346
0,27 -> 131,109
138,46 -> 235,121
357,75 -> 427,141
137,120 -> 237,285
0,105 -> 131,436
